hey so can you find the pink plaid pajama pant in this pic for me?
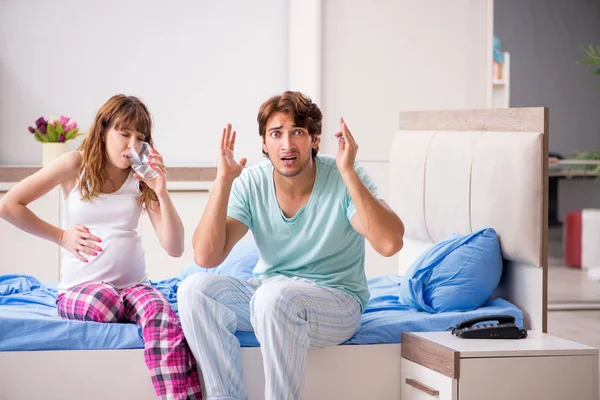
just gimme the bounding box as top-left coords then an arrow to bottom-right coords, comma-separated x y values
56,283 -> 203,400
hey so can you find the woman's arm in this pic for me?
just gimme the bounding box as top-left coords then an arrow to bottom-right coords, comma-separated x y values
139,148 -> 185,257
146,194 -> 185,257
0,151 -> 81,245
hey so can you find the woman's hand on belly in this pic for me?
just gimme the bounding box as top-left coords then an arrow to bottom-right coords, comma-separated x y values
59,225 -> 103,263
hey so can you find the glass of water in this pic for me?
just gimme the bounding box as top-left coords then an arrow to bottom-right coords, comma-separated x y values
126,142 -> 158,180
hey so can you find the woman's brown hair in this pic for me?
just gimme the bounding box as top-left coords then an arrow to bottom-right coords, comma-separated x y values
78,94 -> 158,210
257,91 -> 323,158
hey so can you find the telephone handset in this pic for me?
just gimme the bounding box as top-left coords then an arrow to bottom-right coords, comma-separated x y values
451,315 -> 527,339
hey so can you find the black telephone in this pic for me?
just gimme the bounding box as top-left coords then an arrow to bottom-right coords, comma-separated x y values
451,315 -> 527,339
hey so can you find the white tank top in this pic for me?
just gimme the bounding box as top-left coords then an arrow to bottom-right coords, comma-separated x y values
58,170 -> 148,292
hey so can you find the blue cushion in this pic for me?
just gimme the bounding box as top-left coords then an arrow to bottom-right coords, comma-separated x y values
178,239 -> 259,281
398,228 -> 503,313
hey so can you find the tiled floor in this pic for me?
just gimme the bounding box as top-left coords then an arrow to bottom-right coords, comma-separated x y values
548,311 -> 600,348
548,263 -> 600,304
546,226 -> 600,397
547,309 -> 600,399
547,226 -> 600,305
547,261 -> 600,353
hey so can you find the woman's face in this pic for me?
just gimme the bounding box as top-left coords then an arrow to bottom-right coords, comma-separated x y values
104,125 -> 147,170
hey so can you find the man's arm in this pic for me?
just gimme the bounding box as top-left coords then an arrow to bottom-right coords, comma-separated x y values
192,177 -> 248,268
344,172 -> 404,256
192,124 -> 249,268
335,117 -> 404,257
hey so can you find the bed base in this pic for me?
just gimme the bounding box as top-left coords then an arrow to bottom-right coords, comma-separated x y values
0,344 -> 401,400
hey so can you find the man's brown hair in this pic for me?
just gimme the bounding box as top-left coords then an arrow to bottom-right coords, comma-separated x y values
257,91 -> 323,158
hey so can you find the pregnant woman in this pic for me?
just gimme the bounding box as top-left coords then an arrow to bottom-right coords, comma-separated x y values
0,94 -> 202,400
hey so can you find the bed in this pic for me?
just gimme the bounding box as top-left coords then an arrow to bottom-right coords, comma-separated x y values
0,107 -> 548,400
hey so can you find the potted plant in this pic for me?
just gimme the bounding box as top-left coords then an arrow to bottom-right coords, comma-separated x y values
28,115 -> 83,165
571,150 -> 600,176
579,45 -> 600,86
574,46 -> 600,176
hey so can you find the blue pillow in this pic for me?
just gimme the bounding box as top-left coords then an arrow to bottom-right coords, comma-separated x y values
398,228 -> 502,313
178,239 -> 259,281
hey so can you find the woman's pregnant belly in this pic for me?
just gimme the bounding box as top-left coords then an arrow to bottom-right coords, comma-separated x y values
59,230 -> 147,291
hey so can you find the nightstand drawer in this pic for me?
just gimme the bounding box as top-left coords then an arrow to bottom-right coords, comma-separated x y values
459,355 -> 598,400
401,358 -> 458,400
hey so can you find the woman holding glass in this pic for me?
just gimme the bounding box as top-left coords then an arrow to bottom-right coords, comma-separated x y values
0,94 -> 202,400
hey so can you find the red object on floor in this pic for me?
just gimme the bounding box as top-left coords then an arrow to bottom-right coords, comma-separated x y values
564,211 -> 582,268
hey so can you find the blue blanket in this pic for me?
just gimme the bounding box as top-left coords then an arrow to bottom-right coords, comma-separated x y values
0,274 -> 523,351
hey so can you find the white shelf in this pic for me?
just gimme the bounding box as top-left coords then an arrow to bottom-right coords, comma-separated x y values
490,51 -> 510,108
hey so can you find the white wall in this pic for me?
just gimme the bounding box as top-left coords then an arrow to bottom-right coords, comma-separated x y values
321,0 -> 492,160
1,0 -> 495,277
321,0 -> 493,275
495,0 -> 600,156
0,0 -> 287,166
494,1 -> 600,224
1,0 -> 494,168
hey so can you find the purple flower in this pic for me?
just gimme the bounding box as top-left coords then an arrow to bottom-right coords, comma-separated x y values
28,126 -> 35,133
59,133 -> 66,142
35,117 -> 47,128
59,115 -> 70,126
39,125 -> 47,134
65,122 -> 78,131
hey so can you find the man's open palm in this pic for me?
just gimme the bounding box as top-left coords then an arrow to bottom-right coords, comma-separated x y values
335,117 -> 358,174
218,123 -> 247,181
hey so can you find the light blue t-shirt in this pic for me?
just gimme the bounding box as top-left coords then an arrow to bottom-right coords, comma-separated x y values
227,154 -> 382,311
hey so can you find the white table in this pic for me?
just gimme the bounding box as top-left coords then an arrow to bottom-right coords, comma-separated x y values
400,331 -> 598,400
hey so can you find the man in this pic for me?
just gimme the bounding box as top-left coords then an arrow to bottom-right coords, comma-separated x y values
178,91 -> 404,400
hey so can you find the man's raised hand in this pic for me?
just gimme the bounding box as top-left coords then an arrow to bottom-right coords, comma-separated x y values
335,117 -> 358,175
217,123 -> 247,182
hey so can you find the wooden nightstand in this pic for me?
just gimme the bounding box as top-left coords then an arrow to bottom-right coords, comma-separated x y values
400,331 -> 598,400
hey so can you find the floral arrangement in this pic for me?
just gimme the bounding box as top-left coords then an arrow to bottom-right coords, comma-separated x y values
28,115 -> 82,143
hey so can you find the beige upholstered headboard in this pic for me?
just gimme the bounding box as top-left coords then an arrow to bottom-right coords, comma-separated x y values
389,108 -> 549,332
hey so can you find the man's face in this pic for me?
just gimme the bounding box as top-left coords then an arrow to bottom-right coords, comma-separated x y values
262,111 -> 319,178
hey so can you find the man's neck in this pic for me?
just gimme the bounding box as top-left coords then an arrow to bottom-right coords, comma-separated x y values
273,158 -> 317,198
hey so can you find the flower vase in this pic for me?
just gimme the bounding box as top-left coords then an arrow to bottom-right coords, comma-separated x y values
42,142 -> 67,166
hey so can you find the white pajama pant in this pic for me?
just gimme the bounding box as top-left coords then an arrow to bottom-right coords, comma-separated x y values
177,273 -> 362,400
